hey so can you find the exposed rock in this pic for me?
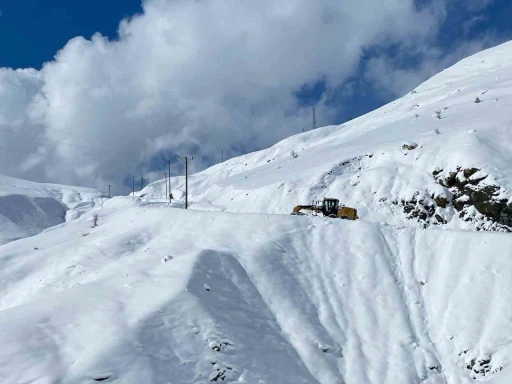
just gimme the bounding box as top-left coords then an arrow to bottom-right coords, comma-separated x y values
402,141 -> 418,151
433,167 -> 512,231
500,205 -> 512,227
463,168 -> 479,178
401,197 -> 436,225
432,168 -> 443,177
465,355 -> 503,380
434,195 -> 449,208
435,214 -> 447,224
438,172 -> 457,188
468,185 -> 501,215
453,195 -> 469,212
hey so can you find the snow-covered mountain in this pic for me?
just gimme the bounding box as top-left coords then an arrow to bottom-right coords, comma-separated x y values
1,42 -> 512,384
0,174 -> 101,245
142,41 -> 512,232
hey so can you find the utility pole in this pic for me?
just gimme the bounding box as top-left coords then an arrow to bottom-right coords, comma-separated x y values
164,172 -> 168,199
178,155 -> 193,209
140,176 -> 144,191
312,106 -> 317,130
107,185 -> 111,198
167,159 -> 173,203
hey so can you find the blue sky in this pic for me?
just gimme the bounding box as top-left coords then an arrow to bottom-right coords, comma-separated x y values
0,0 -> 511,190
0,0 -> 142,69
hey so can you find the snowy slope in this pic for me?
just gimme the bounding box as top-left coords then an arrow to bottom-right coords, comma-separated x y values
1,42 -> 512,384
142,41 -> 512,232
0,199 -> 510,383
0,174 -> 101,245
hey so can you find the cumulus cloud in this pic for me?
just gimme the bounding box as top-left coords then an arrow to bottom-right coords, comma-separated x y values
364,36 -> 500,98
0,0 -> 452,191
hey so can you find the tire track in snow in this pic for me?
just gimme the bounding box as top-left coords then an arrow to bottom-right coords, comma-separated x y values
380,225 -> 448,383
243,218 -> 431,383
239,226 -> 343,384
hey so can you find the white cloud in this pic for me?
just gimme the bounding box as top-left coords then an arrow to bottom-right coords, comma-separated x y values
0,0 -> 448,191
364,36 -> 499,98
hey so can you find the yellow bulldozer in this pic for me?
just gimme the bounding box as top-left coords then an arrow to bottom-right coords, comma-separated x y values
291,198 -> 358,220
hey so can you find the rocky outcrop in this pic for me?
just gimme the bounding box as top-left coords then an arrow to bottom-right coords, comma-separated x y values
383,167 -> 511,231
433,167 -> 511,231
389,191 -> 448,228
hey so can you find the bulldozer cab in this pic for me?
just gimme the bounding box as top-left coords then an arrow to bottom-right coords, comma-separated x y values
322,198 -> 339,216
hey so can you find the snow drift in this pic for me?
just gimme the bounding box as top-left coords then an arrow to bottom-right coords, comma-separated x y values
0,174 -> 101,245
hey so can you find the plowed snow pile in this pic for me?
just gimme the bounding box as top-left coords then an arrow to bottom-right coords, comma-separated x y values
1,43 -> 512,384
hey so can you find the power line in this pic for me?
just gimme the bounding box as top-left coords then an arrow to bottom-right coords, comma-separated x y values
0,125 -> 108,153
0,110 -> 104,144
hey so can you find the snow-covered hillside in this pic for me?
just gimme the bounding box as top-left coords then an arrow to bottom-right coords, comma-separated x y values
142,41 -> 512,232
0,174 -> 101,245
0,199 -> 511,384
1,42 -> 512,384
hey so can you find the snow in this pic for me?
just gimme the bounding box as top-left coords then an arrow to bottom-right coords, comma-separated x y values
0,174 -> 101,245
1,42 -> 512,383
138,41 -> 512,231
0,202 -> 511,383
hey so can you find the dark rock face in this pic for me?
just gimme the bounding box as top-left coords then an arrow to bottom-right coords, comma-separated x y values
434,196 -> 449,208
390,193 -> 445,228
433,167 -> 511,231
465,355 -> 503,380
500,205 -> 512,227
378,167 -> 510,231
435,214 -> 447,224
463,168 -> 479,179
